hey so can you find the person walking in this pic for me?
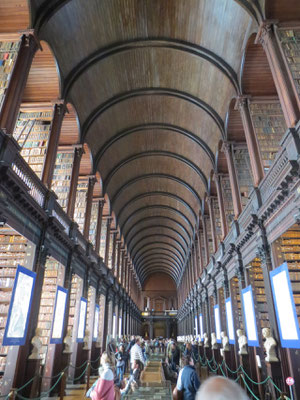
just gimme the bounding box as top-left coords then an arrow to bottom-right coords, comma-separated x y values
130,337 -> 145,371
174,355 -> 200,400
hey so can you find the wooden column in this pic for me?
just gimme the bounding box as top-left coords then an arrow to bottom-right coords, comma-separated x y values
193,244 -> 198,282
201,215 -> 210,265
104,218 -> 112,266
236,97 -> 264,186
214,172 -> 228,240
207,196 -> 217,253
256,22 -> 300,128
95,199 -> 105,254
83,176 -> 96,239
0,32 -> 38,134
42,102 -> 66,188
197,229 -> 204,274
222,142 -> 242,218
116,240 -> 121,282
111,232 -> 117,276
67,145 -> 84,219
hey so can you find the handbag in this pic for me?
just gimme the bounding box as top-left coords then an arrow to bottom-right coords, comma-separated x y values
172,386 -> 183,400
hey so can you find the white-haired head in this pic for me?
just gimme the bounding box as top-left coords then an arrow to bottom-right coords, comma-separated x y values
196,376 -> 249,400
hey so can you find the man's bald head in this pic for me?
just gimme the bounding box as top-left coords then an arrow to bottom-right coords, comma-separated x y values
196,376 -> 249,400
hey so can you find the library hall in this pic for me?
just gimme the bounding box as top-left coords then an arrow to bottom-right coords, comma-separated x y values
0,0 -> 300,399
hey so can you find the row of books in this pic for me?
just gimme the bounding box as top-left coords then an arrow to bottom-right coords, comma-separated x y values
0,41 -> 20,110
278,29 -> 300,96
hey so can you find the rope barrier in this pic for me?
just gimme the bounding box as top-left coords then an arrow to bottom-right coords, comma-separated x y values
73,364 -> 89,382
15,372 -> 64,400
69,360 -> 88,370
91,354 -> 101,363
240,374 -> 261,400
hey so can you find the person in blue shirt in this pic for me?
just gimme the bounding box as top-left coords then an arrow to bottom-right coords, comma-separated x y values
176,355 -> 200,400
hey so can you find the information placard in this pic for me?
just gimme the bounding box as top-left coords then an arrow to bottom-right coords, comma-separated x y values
241,285 -> 259,347
194,315 -> 198,336
225,297 -> 235,344
199,313 -> 204,341
93,304 -> 100,341
50,286 -> 68,344
77,297 -> 87,342
270,262 -> 300,348
3,265 -> 36,346
214,305 -> 221,343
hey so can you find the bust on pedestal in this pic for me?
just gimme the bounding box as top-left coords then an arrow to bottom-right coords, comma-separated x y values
211,332 -> 218,350
221,331 -> 229,352
262,328 -> 279,362
28,328 -> 43,360
63,329 -> 73,354
237,329 -> 248,355
83,329 -> 90,350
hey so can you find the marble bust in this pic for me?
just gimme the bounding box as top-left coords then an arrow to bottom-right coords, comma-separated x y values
203,332 -> 209,348
221,331 -> 230,352
83,329 -> 90,350
63,328 -> 73,354
28,328 -> 43,359
262,328 -> 279,362
237,329 -> 248,355
211,332 -> 218,349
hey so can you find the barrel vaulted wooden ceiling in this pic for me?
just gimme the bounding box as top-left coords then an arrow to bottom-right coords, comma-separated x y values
5,0 -> 297,285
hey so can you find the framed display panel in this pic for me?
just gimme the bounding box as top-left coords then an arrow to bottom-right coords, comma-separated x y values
3,265 -> 36,346
194,315 -> 198,336
270,262 -> 300,348
225,297 -> 235,344
214,305 -> 221,343
241,285 -> 259,347
77,297 -> 87,342
199,313 -> 204,341
112,313 -> 116,338
50,286 -> 68,344
93,304 -> 100,341
119,316 -> 122,337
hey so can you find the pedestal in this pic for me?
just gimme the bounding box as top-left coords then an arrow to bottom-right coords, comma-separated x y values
51,352 -> 71,396
204,347 -> 212,376
91,342 -> 101,375
212,348 -> 221,375
222,346 -> 237,379
266,362 -> 285,399
23,358 -> 41,398
74,346 -> 89,384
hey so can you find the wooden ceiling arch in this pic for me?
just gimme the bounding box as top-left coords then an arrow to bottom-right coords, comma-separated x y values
132,241 -> 185,266
135,248 -> 183,269
127,225 -> 189,254
124,216 -> 192,246
121,205 -> 195,238
27,0 -> 256,284
81,89 -> 225,142
140,265 -> 179,284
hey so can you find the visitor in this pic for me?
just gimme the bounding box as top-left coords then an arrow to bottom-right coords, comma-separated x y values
183,342 -> 192,357
168,341 -> 180,372
116,344 -> 126,382
120,359 -> 142,398
173,355 -> 200,400
88,352 -> 115,400
130,337 -> 145,371
195,376 -> 249,400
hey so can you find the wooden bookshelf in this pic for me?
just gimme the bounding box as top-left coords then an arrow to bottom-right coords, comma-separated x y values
277,28 -> 300,98
98,294 -> 106,348
73,177 -> 88,234
13,109 -> 54,179
89,201 -> 98,247
107,232 -> 114,269
37,258 -> 65,362
249,100 -> 286,172
273,229 -> 300,327
67,274 -> 81,332
220,174 -> 235,228
99,218 -> 107,259
0,226 -> 29,378
206,222 -> 214,257
0,40 -> 20,111
230,277 -> 243,330
86,286 -> 95,342
51,149 -> 75,211
246,258 -> 270,330
233,147 -> 253,208
213,197 -> 222,246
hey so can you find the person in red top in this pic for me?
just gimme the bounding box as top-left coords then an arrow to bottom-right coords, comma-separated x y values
90,352 -> 115,400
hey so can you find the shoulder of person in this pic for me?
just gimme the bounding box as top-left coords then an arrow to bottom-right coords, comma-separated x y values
100,367 -> 114,381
